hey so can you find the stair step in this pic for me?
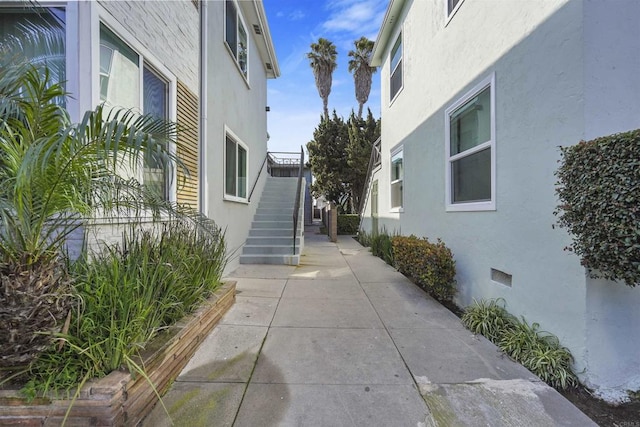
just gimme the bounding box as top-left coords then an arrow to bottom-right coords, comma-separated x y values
252,220 -> 294,229
246,236 -> 301,245
239,254 -> 300,265
242,245 -> 300,255
254,214 -> 294,221
241,176 -> 305,265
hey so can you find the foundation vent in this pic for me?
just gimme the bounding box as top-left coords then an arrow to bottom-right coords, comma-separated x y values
491,268 -> 512,287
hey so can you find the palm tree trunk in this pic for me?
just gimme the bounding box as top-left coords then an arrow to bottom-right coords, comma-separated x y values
323,97 -> 329,121
357,103 -> 363,119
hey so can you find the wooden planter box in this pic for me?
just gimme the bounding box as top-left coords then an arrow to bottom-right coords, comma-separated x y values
0,281 -> 236,426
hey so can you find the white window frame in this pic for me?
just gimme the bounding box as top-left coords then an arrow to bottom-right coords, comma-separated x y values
223,126 -> 249,203
445,0 -> 466,24
96,10 -> 178,203
0,2 -> 80,114
444,73 -> 496,212
390,144 -> 404,212
224,0 -> 250,83
389,32 -> 403,104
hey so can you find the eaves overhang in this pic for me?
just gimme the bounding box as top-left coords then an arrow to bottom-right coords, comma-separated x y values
371,0 -> 407,67
241,0 -> 281,79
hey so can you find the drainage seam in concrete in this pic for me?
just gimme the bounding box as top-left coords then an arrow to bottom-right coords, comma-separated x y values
230,276 -> 288,426
340,244 -> 435,417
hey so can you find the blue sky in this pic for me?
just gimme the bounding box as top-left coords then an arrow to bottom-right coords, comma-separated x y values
263,0 -> 388,153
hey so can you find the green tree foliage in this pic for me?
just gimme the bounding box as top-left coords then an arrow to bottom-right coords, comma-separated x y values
347,109 -> 380,212
307,38 -> 337,121
307,111 -> 380,212
307,111 -> 350,208
555,129 -> 640,286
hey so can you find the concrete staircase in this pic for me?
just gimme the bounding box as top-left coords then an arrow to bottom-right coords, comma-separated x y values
239,177 -> 305,265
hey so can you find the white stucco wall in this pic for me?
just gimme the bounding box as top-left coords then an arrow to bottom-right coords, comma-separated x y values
580,0 -> 640,402
365,0 -> 640,400
203,1 -> 271,273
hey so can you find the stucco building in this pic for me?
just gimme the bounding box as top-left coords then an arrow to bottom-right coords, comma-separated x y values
0,0 -> 280,273
361,0 -> 640,402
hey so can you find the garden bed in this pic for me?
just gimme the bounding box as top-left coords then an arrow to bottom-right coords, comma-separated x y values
0,281 -> 235,426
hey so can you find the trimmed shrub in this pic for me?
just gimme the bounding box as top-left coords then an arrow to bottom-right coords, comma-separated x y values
555,129 -> 640,286
391,235 -> 456,301
337,214 -> 360,235
462,299 -> 578,390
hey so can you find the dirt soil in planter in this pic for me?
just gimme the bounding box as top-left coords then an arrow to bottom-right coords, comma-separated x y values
438,298 -> 640,427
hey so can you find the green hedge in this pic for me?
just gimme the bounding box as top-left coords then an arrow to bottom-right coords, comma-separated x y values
391,235 -> 457,301
337,214 -> 360,235
555,129 -> 640,286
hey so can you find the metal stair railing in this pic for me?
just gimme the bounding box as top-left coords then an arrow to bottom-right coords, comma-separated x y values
248,151 -> 272,202
358,137 -> 381,230
292,146 -> 304,255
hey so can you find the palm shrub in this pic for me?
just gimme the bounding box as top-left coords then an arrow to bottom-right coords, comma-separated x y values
24,215 -> 226,396
0,60 -> 184,370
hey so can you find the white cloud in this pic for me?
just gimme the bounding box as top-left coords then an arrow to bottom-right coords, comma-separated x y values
288,10 -> 305,21
321,0 -> 386,37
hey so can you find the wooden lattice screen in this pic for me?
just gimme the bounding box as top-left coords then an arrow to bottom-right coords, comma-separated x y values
176,81 -> 199,209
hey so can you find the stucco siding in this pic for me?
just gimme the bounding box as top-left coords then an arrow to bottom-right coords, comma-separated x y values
581,0 -> 640,402
203,1 -> 270,273
366,0 -> 640,399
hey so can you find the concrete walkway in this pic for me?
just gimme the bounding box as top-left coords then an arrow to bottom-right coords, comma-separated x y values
144,225 -> 596,426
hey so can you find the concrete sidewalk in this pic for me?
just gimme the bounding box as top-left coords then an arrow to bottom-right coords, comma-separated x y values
144,225 -> 596,426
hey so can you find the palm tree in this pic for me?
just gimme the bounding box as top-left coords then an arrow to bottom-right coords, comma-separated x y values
0,58 -> 184,369
307,38 -> 337,121
348,37 -> 377,119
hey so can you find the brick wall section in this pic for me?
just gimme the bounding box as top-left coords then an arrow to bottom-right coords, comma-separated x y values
98,0 -> 200,92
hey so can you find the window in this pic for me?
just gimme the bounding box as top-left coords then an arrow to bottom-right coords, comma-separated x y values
225,134 -> 248,201
373,137 -> 382,168
448,0 -> 461,14
390,33 -> 402,102
100,24 -> 173,200
390,147 -> 403,210
225,0 -> 248,78
0,7 -> 66,98
447,0 -> 465,18
445,75 -> 495,211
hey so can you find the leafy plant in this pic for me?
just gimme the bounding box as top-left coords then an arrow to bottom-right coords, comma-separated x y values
392,235 -> 457,301
0,44 -> 184,369
337,214 -> 360,235
462,299 -> 578,390
370,228 -> 395,265
461,298 -> 516,342
555,130 -> 640,286
356,229 -> 372,247
25,216 -> 226,397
